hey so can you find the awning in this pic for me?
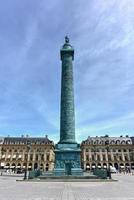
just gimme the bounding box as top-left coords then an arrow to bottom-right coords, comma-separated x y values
0,162 -> 5,166
92,166 -> 96,168
7,155 -> 11,158
120,166 -> 124,168
13,155 -> 16,158
16,166 -> 21,168
103,166 -> 107,168
2,155 -> 5,158
18,155 -> 22,158
98,166 -> 101,168
4,166 -> 10,169
28,166 -> 32,168
10,166 -> 15,168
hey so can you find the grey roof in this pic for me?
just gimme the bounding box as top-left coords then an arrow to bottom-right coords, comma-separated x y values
0,137 -> 4,144
3,136 -> 54,145
82,136 -> 133,145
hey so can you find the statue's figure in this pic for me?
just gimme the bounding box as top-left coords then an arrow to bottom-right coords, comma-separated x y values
65,36 -> 69,43
60,161 -> 65,168
72,161 -> 80,168
72,161 -> 75,168
55,161 -> 60,168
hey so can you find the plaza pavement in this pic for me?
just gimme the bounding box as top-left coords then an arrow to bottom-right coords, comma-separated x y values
0,174 -> 134,200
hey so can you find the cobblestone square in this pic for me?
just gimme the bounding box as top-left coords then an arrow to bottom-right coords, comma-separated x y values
0,174 -> 134,200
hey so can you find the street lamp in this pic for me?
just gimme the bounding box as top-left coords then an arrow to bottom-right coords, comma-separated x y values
105,140 -> 111,179
24,141 -> 31,180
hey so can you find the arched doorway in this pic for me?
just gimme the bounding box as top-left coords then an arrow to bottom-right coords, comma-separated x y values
16,163 -> 21,173
46,163 -> 49,171
109,163 -> 113,167
4,163 -> 10,171
91,163 -> 96,169
97,163 -> 101,169
125,163 -> 130,167
23,163 -> 26,170
114,163 -> 118,170
34,163 -> 38,170
103,163 -> 107,169
40,164 -> 44,170
86,163 -> 90,170
120,163 -> 124,168
11,163 -> 16,172
131,163 -> 134,169
28,163 -> 32,171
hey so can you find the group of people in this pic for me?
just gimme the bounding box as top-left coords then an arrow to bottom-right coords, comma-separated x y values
118,167 -> 132,174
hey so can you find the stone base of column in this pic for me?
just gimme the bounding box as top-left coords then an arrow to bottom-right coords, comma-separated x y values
54,143 -> 83,176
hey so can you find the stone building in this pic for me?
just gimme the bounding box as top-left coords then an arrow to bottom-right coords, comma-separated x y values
0,136 -> 54,172
1,135 -> 134,172
81,136 -> 134,171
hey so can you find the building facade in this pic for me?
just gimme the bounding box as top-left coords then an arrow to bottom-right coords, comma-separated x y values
0,136 -> 54,172
81,136 -> 134,171
0,135 -> 134,172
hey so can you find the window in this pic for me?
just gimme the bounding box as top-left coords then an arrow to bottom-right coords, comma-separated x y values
30,154 -> 33,161
97,155 -> 100,161
119,156 -> 122,161
41,154 -> 44,161
92,155 -> 94,161
46,155 -> 49,161
86,155 -> 89,161
103,155 -> 106,161
108,155 -> 111,161
125,156 -> 128,161
24,154 -> 28,160
36,155 -> 38,161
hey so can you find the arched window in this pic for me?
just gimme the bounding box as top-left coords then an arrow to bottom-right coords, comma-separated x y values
121,140 -> 125,144
110,140 -> 115,145
126,140 -> 131,144
116,140 -> 120,145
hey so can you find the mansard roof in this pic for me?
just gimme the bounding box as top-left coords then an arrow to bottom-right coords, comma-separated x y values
82,136 -> 133,145
3,136 -> 54,145
0,137 -> 4,144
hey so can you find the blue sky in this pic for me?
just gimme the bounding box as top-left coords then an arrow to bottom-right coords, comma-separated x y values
0,0 -> 134,142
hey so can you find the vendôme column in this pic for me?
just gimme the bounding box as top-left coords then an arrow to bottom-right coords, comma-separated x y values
59,36 -> 76,144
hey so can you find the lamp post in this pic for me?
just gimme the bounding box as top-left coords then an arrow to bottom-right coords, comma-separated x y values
105,140 -> 111,179
24,141 -> 31,180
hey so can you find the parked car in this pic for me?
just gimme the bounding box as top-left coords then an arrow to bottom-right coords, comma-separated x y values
110,166 -> 117,173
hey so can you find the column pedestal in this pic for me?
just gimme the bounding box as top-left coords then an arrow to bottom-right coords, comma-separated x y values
54,144 -> 83,176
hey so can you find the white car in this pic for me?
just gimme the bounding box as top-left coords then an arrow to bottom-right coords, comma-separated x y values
110,166 -> 117,173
